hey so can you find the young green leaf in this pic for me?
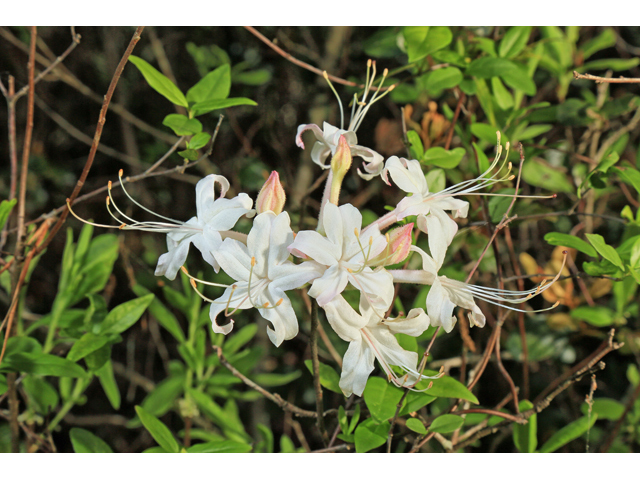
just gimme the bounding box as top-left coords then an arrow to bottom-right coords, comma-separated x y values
186,441 -> 252,453
304,359 -> 342,394
429,414 -> 464,434
406,418 -> 427,435
416,370 -> 479,404
95,360 -> 121,410
0,199 -> 17,231
162,114 -> 202,136
0,352 -> 86,377
70,428 -> 113,453
132,284 -> 185,343
354,418 -> 390,453
538,414 -> 598,453
421,147 -> 465,169
191,97 -> 257,117
186,64 -> 231,104
544,232 -> 597,257
135,405 -> 180,453
403,27 -> 452,63
513,400 -> 537,453
580,398 -> 624,421
187,132 -> 211,150
570,305 -> 616,327
66,333 -> 111,362
419,67 -> 463,94
586,234 -> 623,269
99,294 -> 154,336
129,55 -> 188,108
499,26 -> 532,59
363,377 -> 405,422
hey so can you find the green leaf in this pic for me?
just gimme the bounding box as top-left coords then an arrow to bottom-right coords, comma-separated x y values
571,305 -> 616,327
186,64 -> 231,104
406,418 -> 427,435
66,333 -> 111,362
580,58 -> 640,72
631,237 -> 640,269
133,285 -> 185,342
0,199 -> 17,231
70,428 -> 113,453
363,377 -> 404,422
421,147 -> 465,169
354,418 -> 390,453
586,234 -> 623,269
0,352 -> 85,377
513,400 -> 537,453
471,123 -> 502,144
99,294 -> 154,336
304,359 -> 342,394
223,323 -> 258,355
501,63 -> 536,95
407,130 -> 424,160
141,374 -> 184,417
252,370 -> 301,387
186,441 -> 252,453
135,405 -> 180,453
580,29 -> 616,60
516,124 -> 553,142
189,390 -> 248,439
187,132 -> 211,150
416,371 -> 479,404
178,149 -> 199,162
429,414 -> 464,434
424,168 -> 445,193
84,343 -> 111,371
403,26 -> 452,63
95,360 -> 121,410
420,67 -> 463,94
0,374 -> 7,396
522,158 -> 574,194
544,232 -> 597,257
129,55 -> 188,108
22,376 -> 59,414
614,167 -> 640,196
539,414 -> 597,453
162,114 -> 202,136
499,26 -> 532,59
466,57 -> 512,78
580,398 -> 625,421
399,391 -> 435,416
491,77 -> 513,110
191,97 -> 257,117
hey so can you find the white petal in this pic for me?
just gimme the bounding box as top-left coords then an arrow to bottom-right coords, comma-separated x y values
339,336 -> 375,397
308,263 -> 349,306
155,236 -> 191,280
195,174 -> 229,220
426,276 -> 457,333
419,208 -> 457,269
268,212 -> 295,266
383,157 -> 428,196
289,230 -> 340,266
384,308 -> 431,336
259,286 -> 299,346
296,123 -> 325,148
270,261 -> 324,292
247,211 -> 275,278
191,226 -> 222,272
214,238 -> 251,282
205,194 -> 254,231
348,268 -> 394,311
322,294 -> 368,341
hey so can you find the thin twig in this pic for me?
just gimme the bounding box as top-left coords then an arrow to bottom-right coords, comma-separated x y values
310,302 -> 329,443
213,345 -> 318,418
444,89 -> 465,151
244,26 -> 382,89
574,71 -> 640,84
32,27 -> 145,258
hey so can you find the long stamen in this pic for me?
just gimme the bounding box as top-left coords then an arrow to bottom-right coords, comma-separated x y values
323,71 -> 344,130
66,198 -> 122,229
117,170 -> 182,225
180,266 -> 230,288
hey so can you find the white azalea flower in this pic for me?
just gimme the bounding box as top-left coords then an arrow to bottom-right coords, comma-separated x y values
288,203 -> 393,309
392,241 -> 564,333
208,211 -> 323,346
153,175 -> 254,280
322,294 -> 434,397
295,61 -> 394,180
382,136 -> 512,241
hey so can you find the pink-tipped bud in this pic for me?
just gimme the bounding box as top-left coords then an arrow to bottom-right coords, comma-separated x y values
371,223 -> 414,266
330,135 -> 352,178
256,171 -> 286,215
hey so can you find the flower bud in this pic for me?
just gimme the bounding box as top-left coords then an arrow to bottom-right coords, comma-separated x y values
256,171 -> 286,215
370,223 -> 414,266
329,135 -> 352,205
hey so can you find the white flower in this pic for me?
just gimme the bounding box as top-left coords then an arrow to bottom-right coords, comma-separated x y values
288,203 -> 393,309
154,175 -> 254,280
382,138 -> 512,242
209,211 -> 323,346
322,294 -> 433,397
295,61 -> 394,180
296,122 -> 384,180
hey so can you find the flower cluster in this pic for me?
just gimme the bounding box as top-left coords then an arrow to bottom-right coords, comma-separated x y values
73,62 -> 561,397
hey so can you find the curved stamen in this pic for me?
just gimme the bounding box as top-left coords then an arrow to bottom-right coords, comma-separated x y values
66,198 -> 122,230
180,266 -> 230,288
323,71 -> 345,131
117,170 -> 182,225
